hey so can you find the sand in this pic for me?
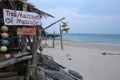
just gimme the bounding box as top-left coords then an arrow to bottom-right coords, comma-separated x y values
41,39 -> 120,80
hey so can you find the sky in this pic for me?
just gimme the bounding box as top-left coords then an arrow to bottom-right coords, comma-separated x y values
28,0 -> 120,34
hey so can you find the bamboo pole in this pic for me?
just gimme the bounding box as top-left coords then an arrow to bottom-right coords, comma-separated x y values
0,55 -> 32,69
60,26 -> 63,50
0,72 -> 18,78
8,1 -> 15,9
0,76 -> 24,80
41,17 -> 65,49
43,17 -> 65,30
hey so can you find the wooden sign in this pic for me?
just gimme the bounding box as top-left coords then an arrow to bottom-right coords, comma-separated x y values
17,28 -> 36,35
3,9 -> 41,26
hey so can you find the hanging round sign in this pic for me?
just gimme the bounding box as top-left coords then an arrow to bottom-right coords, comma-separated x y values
1,40 -> 9,46
0,46 -> 8,52
1,26 -> 9,32
1,33 -> 9,38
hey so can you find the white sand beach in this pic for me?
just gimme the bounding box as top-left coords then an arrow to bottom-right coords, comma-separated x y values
42,39 -> 120,80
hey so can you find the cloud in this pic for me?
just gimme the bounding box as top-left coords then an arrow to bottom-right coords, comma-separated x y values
28,0 -> 120,34
29,0 -> 120,15
28,0 -> 84,11
40,6 -> 120,34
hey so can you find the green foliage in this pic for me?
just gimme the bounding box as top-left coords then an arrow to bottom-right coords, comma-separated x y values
16,3 -> 23,10
14,61 -> 27,75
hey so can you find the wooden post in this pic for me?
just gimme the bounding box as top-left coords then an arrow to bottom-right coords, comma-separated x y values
38,27 -> 43,54
31,35 -> 38,80
60,26 -> 63,50
45,32 -> 47,45
25,60 -> 31,80
31,35 -> 38,64
22,1 -> 32,80
53,31 -> 55,48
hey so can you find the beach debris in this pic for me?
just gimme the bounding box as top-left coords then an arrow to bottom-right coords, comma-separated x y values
66,54 -> 72,60
101,52 -> 120,55
39,46 -> 43,54
101,52 -> 107,55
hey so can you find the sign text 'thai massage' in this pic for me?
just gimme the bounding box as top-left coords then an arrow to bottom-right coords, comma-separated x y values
3,9 -> 41,26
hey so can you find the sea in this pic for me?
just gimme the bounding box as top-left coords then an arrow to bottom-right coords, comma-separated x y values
62,34 -> 120,80
62,34 -> 120,45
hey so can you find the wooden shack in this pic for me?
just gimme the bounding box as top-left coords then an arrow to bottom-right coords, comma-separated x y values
0,0 -> 54,80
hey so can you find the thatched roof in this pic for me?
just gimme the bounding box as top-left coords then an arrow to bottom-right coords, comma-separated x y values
0,0 -> 54,18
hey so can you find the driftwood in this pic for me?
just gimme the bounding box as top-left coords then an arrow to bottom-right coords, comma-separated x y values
0,72 -> 24,80
0,72 -> 18,78
35,53 -> 83,80
101,52 -> 120,55
13,52 -> 29,58
0,54 -> 32,68
69,70 -> 83,79
37,67 -> 83,80
37,53 -> 65,71
37,69 -> 48,80
0,76 -> 24,80
44,69 -> 75,80
0,52 -> 83,80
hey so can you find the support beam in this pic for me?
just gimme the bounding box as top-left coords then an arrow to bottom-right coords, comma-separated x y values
43,17 -> 65,30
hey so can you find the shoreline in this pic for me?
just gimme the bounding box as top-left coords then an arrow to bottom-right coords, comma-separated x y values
52,39 -> 120,51
62,39 -> 120,46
